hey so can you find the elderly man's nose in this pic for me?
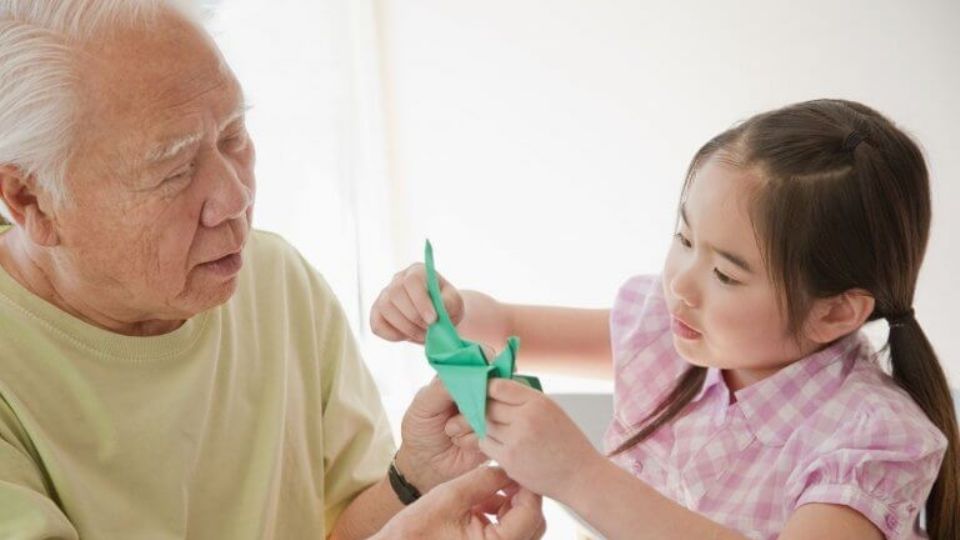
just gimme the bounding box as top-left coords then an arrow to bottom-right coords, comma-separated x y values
201,174 -> 253,228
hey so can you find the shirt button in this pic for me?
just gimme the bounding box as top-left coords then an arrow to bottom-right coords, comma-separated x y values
885,513 -> 899,530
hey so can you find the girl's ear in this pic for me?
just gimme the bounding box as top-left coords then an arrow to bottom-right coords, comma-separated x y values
804,289 -> 875,345
0,165 -> 60,247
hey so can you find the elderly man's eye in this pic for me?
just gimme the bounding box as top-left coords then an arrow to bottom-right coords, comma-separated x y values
221,132 -> 247,151
166,164 -> 194,182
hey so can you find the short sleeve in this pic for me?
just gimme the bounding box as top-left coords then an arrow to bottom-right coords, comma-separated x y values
610,274 -> 669,367
606,275 -> 689,449
313,278 -> 396,536
787,409 -> 947,538
0,402 -> 78,539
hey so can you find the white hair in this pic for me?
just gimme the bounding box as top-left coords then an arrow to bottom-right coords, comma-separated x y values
0,0 -> 207,222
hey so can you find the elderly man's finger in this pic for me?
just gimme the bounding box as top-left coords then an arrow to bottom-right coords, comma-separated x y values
495,482 -> 521,521
447,414 -> 508,445
440,466 -> 512,506
410,376 -> 457,417
451,431 -> 481,450
500,480 -> 521,500
444,414 -> 470,436
532,514 -> 547,539
472,492 -> 509,515
496,488 -> 544,540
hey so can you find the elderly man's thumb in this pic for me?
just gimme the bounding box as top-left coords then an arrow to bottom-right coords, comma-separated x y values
445,465 -> 512,502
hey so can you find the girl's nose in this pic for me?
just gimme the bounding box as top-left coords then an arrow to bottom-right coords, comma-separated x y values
669,264 -> 699,308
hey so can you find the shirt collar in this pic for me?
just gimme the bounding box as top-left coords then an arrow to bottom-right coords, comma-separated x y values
693,364 -> 725,403
702,332 -> 867,446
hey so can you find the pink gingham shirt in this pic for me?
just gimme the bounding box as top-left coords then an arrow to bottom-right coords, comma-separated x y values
603,275 -> 947,539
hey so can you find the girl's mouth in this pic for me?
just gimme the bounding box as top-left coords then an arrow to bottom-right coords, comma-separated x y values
671,316 -> 702,340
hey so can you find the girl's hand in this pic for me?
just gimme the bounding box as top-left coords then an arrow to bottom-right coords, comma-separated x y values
445,379 -> 606,503
370,263 -> 464,343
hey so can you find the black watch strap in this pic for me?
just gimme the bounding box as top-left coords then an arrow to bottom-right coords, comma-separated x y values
388,457 -> 422,505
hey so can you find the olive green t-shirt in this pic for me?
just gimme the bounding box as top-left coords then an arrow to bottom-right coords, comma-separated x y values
0,228 -> 395,539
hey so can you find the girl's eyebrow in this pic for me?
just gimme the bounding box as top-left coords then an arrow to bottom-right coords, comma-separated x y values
679,203 -> 756,274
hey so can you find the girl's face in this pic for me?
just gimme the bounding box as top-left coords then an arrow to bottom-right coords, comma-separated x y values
662,154 -> 818,390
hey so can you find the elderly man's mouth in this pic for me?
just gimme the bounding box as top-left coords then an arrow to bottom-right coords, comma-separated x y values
200,252 -> 244,276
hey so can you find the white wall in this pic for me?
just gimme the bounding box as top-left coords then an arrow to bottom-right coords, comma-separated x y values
375,0 -> 960,386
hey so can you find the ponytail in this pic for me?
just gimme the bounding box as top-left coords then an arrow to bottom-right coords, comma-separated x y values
888,319 -> 958,539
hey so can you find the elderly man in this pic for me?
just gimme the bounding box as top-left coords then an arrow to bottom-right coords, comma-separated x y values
0,1 -> 543,539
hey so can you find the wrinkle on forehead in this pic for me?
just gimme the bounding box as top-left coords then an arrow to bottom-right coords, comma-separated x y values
77,18 -> 233,117
69,10 -> 242,177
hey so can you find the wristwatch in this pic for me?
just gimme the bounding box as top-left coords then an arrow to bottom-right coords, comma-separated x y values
388,455 -> 422,505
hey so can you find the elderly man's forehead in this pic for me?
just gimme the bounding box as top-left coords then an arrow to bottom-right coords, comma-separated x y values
72,9 -> 244,167
77,12 -> 236,112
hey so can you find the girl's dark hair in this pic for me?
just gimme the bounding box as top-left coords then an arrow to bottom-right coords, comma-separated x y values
612,99 -> 957,538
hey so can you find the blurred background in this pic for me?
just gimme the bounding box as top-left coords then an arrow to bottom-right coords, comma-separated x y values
206,1 -> 959,536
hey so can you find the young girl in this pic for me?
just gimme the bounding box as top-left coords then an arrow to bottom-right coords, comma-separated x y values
370,99 -> 957,539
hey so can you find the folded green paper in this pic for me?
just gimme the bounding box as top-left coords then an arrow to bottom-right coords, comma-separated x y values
423,240 -> 542,438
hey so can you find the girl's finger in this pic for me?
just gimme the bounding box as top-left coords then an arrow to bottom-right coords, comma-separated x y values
369,311 -> 406,342
389,287 -> 428,330
481,418 -> 514,457
488,378 -> 537,405
379,300 -> 425,342
478,428 -> 506,454
401,266 -> 438,324
440,284 -> 464,324
486,400 -> 520,424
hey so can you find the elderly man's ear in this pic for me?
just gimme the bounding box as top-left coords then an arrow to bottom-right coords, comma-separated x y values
0,165 -> 60,247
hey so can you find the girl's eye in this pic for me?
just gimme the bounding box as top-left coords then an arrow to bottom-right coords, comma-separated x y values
714,268 -> 739,285
674,232 -> 692,248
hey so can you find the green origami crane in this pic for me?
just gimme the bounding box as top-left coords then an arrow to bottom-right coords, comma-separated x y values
424,240 -> 542,438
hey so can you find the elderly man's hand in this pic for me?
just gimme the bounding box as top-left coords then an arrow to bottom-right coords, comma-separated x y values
395,376 -> 487,492
373,466 -> 546,540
